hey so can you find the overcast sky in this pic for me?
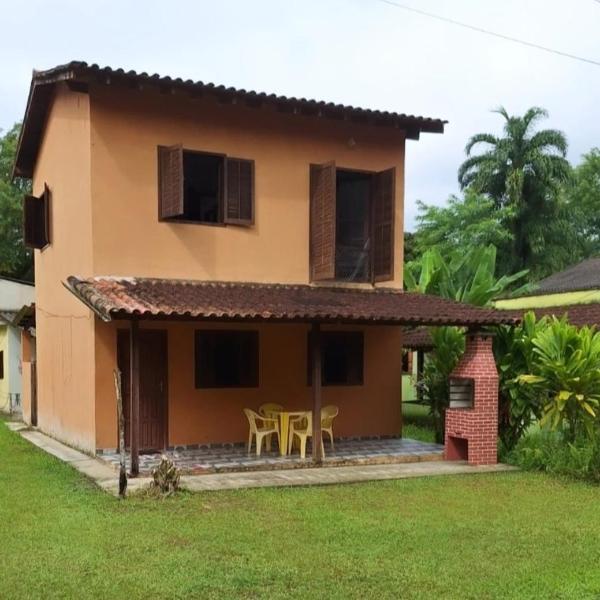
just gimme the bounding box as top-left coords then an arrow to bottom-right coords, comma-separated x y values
1,0 -> 599,230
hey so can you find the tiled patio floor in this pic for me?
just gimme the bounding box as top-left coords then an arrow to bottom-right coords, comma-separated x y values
99,437 -> 444,475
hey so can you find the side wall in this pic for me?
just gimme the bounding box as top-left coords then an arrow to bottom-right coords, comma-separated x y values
20,331 -> 34,424
89,85 -> 406,287
94,321 -> 403,450
32,83 -> 96,452
0,325 -> 8,412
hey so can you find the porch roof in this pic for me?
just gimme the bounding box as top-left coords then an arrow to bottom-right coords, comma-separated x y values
64,276 -> 518,327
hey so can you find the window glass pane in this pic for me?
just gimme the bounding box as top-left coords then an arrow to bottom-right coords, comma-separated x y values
307,331 -> 363,386
195,330 -> 258,388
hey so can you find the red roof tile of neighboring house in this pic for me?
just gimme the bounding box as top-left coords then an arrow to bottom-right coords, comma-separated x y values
14,61 -> 447,179
517,258 -> 600,297
402,327 -> 434,350
64,277 -> 518,326
506,303 -> 600,328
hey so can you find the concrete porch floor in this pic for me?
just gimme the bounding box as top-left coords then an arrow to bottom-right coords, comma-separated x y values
7,423 -> 517,496
97,437 -> 445,475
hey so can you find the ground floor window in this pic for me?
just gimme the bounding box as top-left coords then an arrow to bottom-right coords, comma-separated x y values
308,331 -> 364,386
195,330 -> 259,388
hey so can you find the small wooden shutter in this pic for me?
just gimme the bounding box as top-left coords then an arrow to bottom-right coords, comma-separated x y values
310,162 -> 336,281
372,167 -> 395,282
158,145 -> 184,219
224,158 -> 254,225
42,183 -> 51,245
23,186 -> 50,249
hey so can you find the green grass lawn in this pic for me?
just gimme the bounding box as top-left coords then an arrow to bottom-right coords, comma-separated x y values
402,402 -> 436,442
2,421 -> 600,599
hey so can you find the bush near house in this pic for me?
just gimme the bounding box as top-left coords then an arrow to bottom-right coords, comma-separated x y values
504,316 -> 600,481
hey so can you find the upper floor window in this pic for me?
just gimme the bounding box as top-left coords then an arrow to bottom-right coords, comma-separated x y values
23,183 -> 51,250
158,145 -> 254,226
310,162 -> 395,283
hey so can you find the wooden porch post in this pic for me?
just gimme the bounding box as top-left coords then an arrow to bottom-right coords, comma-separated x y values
311,322 -> 323,463
130,318 -> 140,477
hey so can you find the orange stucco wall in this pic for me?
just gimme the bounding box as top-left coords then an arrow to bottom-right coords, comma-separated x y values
88,84 -> 405,286
31,84 -> 96,452
33,82 -> 410,452
95,320 -> 402,450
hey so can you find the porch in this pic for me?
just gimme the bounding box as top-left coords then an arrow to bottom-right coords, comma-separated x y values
98,436 -> 444,475
65,277 -> 518,472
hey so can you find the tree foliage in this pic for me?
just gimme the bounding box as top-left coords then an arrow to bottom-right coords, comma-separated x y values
412,190 -> 514,275
562,148 -> 600,259
457,107 -> 572,278
0,123 -> 32,280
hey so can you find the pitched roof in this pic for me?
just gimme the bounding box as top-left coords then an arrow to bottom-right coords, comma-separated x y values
14,61 -> 447,179
505,303 -> 600,328
524,258 -> 600,297
63,277 -> 517,327
402,327 -> 434,350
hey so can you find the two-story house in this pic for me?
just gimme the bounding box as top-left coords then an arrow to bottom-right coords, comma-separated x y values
14,62 -> 512,473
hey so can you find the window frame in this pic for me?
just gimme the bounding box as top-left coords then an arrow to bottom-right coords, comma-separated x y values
158,146 -> 254,227
307,330 -> 364,387
0,350 -> 4,380
23,183 -> 51,250
194,329 -> 260,389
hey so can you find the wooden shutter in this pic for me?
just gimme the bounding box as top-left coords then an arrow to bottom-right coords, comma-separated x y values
42,183 -> 51,245
310,162 -> 336,281
158,145 -> 184,219
371,167 -> 395,282
224,158 -> 254,225
23,185 -> 50,249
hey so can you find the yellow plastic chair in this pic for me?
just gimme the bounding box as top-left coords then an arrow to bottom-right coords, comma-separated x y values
258,403 -> 284,418
243,408 -> 280,456
321,405 -> 339,450
288,411 -> 325,459
259,403 -> 283,450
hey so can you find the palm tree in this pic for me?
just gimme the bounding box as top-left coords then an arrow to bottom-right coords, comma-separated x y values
458,107 -> 571,273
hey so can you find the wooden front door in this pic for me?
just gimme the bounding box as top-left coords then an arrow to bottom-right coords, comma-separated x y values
117,329 -> 168,452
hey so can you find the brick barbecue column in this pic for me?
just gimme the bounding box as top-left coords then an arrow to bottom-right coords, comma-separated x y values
445,331 -> 499,466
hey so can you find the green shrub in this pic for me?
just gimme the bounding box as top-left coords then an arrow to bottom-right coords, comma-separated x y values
510,429 -> 600,483
494,312 -> 546,451
517,317 -> 600,442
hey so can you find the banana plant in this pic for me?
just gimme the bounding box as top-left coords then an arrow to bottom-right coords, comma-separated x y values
404,245 -> 530,305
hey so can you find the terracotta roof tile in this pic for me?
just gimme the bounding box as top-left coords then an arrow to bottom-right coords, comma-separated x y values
64,276 -> 518,326
521,258 -> 600,297
15,61 -> 446,178
504,303 -> 600,328
402,327 -> 434,350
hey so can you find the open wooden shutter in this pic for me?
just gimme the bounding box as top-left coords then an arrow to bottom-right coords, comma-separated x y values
42,183 -> 51,245
372,167 -> 395,282
310,162 -> 336,281
224,158 -> 254,225
158,145 -> 184,219
23,185 -> 50,249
